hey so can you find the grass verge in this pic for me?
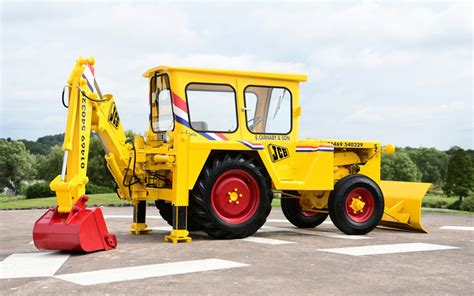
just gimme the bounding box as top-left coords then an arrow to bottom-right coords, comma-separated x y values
1,192 -> 471,215
0,193 -> 128,210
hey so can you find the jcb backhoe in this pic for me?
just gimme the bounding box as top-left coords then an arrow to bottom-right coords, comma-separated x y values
33,57 -> 430,252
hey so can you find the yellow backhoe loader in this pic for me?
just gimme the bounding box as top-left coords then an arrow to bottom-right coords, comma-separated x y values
33,57 -> 430,252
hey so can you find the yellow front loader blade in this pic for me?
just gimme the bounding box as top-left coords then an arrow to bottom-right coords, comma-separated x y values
379,180 -> 431,233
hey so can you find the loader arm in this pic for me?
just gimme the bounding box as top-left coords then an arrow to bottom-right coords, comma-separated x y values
50,57 -> 137,213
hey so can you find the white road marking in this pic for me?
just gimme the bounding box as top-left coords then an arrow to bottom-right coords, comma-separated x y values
242,236 -> 295,245
266,219 -> 290,223
440,226 -> 474,231
149,226 -> 172,232
266,219 -> 333,225
104,215 -> 162,219
258,226 -> 286,233
54,259 -> 248,286
318,243 -> 458,256
291,229 -> 369,240
269,226 -> 370,240
149,226 -> 209,236
0,252 -> 70,279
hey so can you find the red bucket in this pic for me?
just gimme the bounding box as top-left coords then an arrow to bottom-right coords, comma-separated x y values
33,196 -> 117,252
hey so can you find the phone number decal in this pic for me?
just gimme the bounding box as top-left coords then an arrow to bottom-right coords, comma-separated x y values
327,141 -> 364,148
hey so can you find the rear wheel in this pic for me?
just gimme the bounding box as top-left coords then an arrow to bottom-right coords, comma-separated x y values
281,191 -> 328,228
329,174 -> 384,235
190,154 -> 272,239
154,200 -> 201,231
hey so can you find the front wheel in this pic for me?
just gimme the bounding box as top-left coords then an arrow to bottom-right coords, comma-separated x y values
281,192 -> 328,228
329,174 -> 384,235
190,154 -> 272,239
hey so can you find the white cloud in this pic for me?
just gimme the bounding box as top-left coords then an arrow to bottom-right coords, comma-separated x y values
0,1 -> 472,149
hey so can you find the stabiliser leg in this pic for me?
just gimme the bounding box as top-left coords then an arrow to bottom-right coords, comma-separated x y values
130,200 -> 153,235
164,206 -> 192,243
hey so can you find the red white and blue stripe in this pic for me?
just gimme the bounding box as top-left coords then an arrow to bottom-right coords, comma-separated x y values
172,93 -> 229,141
82,64 -> 97,93
238,141 -> 264,150
82,63 -> 104,100
296,145 -> 334,152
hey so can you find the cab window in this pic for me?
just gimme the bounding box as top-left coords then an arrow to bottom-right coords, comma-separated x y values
186,83 -> 237,132
244,86 -> 292,134
150,74 -> 174,132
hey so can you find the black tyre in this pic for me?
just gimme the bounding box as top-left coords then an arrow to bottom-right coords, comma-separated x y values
281,191 -> 328,228
190,154 -> 272,239
329,174 -> 384,235
154,200 -> 201,231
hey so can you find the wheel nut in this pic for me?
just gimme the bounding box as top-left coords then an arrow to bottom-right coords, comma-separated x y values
234,188 -> 238,191
236,201 -> 240,205
228,199 -> 232,203
239,194 -> 243,197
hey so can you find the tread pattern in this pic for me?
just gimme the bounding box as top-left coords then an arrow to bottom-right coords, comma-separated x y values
155,200 -> 201,231
189,154 -> 272,239
328,174 -> 384,235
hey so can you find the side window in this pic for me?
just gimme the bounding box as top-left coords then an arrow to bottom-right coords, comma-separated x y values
186,84 -> 238,132
244,86 -> 292,134
150,74 -> 174,132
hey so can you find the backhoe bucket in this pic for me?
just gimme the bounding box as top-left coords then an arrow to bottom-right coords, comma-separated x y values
33,196 -> 117,252
379,181 -> 431,233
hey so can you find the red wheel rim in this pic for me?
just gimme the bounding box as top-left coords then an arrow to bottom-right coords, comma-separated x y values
296,200 -> 318,217
211,169 -> 260,224
344,187 -> 375,223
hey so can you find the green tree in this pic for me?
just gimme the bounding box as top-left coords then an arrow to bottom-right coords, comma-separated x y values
382,151 -> 421,182
443,147 -> 474,201
87,135 -> 115,189
37,134 -> 64,147
35,146 -> 63,182
19,139 -> 51,155
0,139 -> 36,193
406,148 -> 448,185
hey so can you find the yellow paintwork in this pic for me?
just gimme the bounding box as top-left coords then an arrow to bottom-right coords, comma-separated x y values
380,181 -> 431,233
349,197 -> 366,214
51,56 -> 429,236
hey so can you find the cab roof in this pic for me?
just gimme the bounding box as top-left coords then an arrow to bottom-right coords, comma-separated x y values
143,66 -> 307,82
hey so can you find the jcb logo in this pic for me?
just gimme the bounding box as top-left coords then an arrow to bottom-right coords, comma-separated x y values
108,102 -> 120,129
269,144 -> 289,162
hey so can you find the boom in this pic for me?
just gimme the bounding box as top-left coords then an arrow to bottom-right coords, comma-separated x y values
51,57 -> 141,213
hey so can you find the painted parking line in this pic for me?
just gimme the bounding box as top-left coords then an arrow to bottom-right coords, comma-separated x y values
151,225 -> 360,241
267,219 -> 333,225
0,252 -> 70,279
55,259 -> 248,286
266,219 -> 290,223
242,236 -> 295,245
318,243 -> 458,256
439,226 -> 474,231
259,225 -> 369,240
104,215 -> 162,219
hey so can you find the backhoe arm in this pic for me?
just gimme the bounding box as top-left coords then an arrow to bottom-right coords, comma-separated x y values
50,56 -> 132,213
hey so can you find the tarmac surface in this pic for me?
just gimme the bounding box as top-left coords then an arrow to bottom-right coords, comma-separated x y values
0,207 -> 473,295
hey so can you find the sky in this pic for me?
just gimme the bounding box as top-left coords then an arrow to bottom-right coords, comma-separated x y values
0,0 -> 472,150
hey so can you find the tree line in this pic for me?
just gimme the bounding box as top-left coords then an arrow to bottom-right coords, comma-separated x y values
382,146 -> 474,201
1,134 -> 473,201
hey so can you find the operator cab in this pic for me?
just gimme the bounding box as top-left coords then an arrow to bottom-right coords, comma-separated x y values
144,66 -> 307,141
